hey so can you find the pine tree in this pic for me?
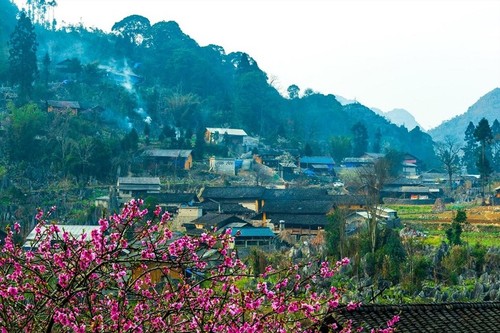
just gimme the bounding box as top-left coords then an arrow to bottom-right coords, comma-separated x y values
473,118 -> 493,199
462,121 -> 478,174
8,10 -> 38,102
351,121 -> 368,157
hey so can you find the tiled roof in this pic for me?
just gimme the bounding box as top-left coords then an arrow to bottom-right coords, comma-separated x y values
201,186 -> 266,200
23,225 -> 100,249
151,193 -> 198,204
262,188 -> 330,201
206,128 -> 247,136
118,177 -> 161,185
385,177 -> 423,186
47,100 -> 80,109
299,156 -> 335,164
231,227 -> 276,238
198,202 -> 255,215
117,177 -> 161,191
191,213 -> 250,228
143,149 -> 192,158
329,302 -> 500,333
262,200 -> 334,214
329,195 -> 367,206
268,213 -> 330,227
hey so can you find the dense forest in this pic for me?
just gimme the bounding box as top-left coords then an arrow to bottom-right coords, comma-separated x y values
0,0 -> 438,181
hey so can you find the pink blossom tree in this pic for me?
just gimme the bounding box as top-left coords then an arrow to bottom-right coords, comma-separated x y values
0,199 -> 398,332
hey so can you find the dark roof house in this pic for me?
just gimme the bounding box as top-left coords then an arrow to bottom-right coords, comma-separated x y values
117,177 -> 161,199
143,149 -> 193,171
325,301 -> 500,333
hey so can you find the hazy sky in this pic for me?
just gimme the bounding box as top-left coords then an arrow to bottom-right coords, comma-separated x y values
15,0 -> 500,130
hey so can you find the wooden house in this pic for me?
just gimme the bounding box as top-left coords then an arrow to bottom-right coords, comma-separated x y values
186,213 -> 251,234
142,149 -> 193,171
230,227 -> 276,248
205,127 -> 247,145
117,177 -> 161,200
22,225 -> 101,250
259,199 -> 334,238
46,100 -> 81,115
382,178 -> 443,204
197,201 -> 256,219
494,186 -> 500,205
299,156 -> 335,175
199,186 -> 266,212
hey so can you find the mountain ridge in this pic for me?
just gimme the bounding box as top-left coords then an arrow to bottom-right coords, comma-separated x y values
428,87 -> 500,142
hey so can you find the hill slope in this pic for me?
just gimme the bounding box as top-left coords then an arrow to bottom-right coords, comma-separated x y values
428,88 -> 500,142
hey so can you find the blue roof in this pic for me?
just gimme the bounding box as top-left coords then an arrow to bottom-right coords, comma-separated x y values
300,156 -> 335,165
231,227 -> 275,238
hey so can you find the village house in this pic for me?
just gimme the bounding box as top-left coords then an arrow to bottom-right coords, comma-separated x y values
230,227 -> 276,249
22,225 -> 101,250
381,177 -> 443,204
258,199 -> 334,239
299,156 -> 336,176
142,148 -> 193,171
116,177 -> 161,200
199,186 -> 266,212
204,127 -> 248,145
196,201 -> 256,219
345,206 -> 401,235
46,100 -> 81,115
341,157 -> 376,169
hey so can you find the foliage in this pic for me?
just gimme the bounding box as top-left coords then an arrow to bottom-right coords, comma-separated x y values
0,199 -> 398,332
473,118 -> 494,196
350,121 -> 368,157
325,208 -> 349,259
329,136 -> 351,164
8,10 -> 38,101
445,209 -> 467,246
462,121 -> 478,174
6,102 -> 47,162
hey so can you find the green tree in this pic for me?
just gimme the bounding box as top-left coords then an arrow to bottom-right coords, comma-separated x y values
304,143 -> 313,156
446,209 -> 467,246
373,127 -> 382,153
326,208 -> 349,259
383,148 -> 404,178
26,0 -> 57,27
7,102 -> 47,162
287,84 -> 300,99
473,118 -> 493,199
491,119 -> 500,172
8,10 -> 38,102
41,51 -> 50,87
462,121 -> 478,174
351,121 -> 368,157
329,136 -> 352,164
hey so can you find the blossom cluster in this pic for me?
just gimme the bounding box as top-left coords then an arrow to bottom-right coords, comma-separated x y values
0,199 -> 398,332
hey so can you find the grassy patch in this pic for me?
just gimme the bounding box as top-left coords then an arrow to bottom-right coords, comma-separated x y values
420,228 -> 500,247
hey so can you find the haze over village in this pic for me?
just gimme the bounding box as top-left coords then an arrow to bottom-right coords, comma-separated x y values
0,0 -> 500,331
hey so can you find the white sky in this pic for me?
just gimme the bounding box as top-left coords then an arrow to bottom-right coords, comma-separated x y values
15,0 -> 500,130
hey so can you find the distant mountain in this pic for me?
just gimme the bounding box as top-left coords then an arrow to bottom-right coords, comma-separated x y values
428,88 -> 500,143
335,95 -> 422,130
384,108 -> 422,131
334,95 -> 357,106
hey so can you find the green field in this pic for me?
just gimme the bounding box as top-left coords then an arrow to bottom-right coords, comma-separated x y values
387,204 -> 500,247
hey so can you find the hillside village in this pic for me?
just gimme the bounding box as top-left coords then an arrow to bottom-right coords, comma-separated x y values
1,1 -> 500,330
